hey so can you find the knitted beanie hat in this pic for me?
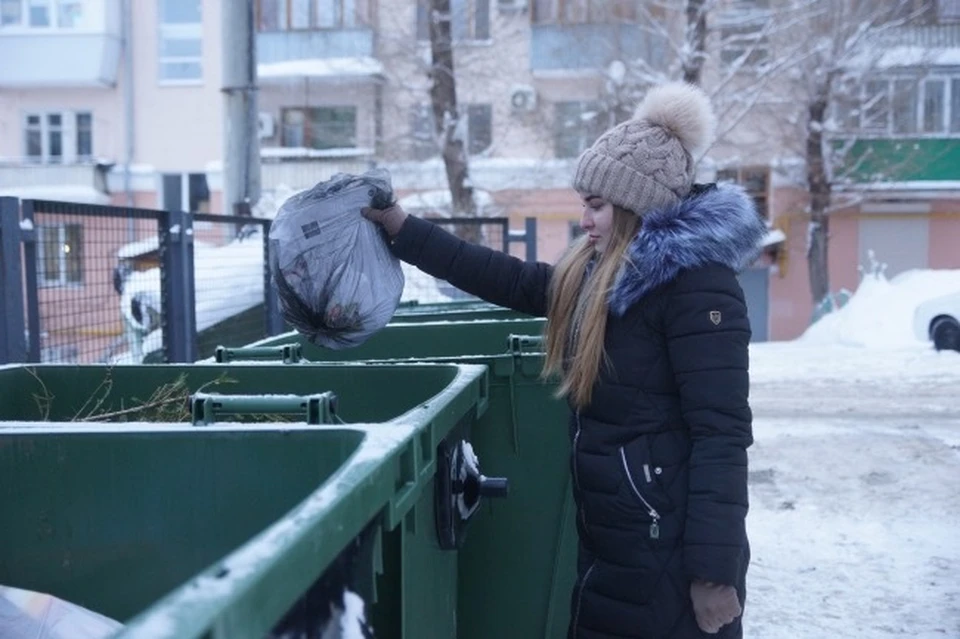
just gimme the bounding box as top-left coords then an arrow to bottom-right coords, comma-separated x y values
572,81 -> 717,215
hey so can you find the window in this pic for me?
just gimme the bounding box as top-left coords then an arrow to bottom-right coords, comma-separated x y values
257,0 -> 370,31
28,0 -> 49,26
56,0 -> 81,26
161,173 -> 210,213
892,79 -> 918,134
0,0 -> 88,28
952,79 -> 960,132
417,0 -> 490,41
37,224 -> 83,287
410,103 -> 493,160
532,0 -> 637,24
862,79 -> 890,133
922,79 -> 945,133
554,101 -> 604,159
467,104 -> 492,154
23,111 -> 92,164
851,76 -> 960,137
940,0 -> 960,20
281,106 -> 357,149
76,112 -> 92,159
717,167 -> 769,219
719,24 -> 769,66
158,0 -> 202,82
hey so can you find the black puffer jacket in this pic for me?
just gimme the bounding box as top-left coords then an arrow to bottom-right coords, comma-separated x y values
389,183 -> 765,639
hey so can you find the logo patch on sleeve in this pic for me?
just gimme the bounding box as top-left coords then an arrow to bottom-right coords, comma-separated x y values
709,310 -> 722,325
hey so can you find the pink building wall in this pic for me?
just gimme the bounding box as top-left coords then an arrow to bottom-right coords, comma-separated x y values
929,202 -> 960,269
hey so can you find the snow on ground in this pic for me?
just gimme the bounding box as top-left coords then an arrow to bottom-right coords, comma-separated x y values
744,272 -> 960,638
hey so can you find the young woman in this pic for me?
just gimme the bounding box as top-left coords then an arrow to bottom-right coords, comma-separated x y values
363,82 -> 765,638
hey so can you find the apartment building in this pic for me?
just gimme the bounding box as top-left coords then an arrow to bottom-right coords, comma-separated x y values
1,0 -> 959,346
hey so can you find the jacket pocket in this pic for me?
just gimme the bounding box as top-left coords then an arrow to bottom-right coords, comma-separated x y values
618,446 -> 662,540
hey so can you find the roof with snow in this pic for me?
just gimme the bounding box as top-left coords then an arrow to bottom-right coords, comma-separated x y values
257,57 -> 385,81
0,185 -> 111,205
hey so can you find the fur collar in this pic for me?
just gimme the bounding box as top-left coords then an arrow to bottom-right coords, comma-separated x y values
610,182 -> 766,316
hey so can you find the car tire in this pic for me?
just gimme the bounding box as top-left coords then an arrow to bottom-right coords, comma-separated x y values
931,317 -> 960,352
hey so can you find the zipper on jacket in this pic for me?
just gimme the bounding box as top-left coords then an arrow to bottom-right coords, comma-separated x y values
572,561 -> 596,635
574,410 -> 587,534
573,410 -> 583,492
619,447 -> 661,540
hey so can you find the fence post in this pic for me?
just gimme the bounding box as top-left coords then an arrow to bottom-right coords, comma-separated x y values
20,200 -> 41,361
523,217 -> 537,262
507,217 -> 538,263
0,198 -> 27,363
262,227 -> 285,336
161,209 -> 197,363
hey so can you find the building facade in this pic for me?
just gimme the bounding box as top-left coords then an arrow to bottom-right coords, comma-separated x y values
2,0 -> 959,346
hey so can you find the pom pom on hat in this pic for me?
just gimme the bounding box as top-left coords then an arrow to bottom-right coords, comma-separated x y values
634,81 -> 716,156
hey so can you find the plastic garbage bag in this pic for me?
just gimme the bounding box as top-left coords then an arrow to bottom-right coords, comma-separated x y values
0,585 -> 123,639
269,168 -> 405,350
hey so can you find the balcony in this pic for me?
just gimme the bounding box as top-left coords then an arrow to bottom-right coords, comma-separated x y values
0,0 -> 122,88
258,28 -> 375,64
832,138 -> 960,185
0,162 -> 111,203
530,23 -> 664,72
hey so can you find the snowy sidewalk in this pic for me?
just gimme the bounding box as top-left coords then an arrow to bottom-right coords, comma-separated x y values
745,342 -> 960,638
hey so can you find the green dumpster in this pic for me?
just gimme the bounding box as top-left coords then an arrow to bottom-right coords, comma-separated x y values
392,299 -> 529,323
238,317 -> 547,363
231,317 -> 578,639
0,361 -> 499,639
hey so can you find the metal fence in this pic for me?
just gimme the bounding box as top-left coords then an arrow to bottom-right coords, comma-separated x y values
19,199 -> 166,364
0,197 -> 538,365
403,216 -> 511,303
0,197 -> 282,365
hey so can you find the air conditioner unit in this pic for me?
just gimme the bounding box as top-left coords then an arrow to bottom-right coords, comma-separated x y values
498,0 -> 528,13
258,112 -> 275,139
510,85 -> 537,112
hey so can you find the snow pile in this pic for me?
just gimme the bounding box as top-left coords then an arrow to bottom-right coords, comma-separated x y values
800,267 -> 960,348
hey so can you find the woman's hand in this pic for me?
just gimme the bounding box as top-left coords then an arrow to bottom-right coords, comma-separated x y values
690,580 -> 742,634
361,204 -> 409,238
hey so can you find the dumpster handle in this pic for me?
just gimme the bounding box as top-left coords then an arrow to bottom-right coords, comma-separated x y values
505,334 -> 544,455
507,334 -> 542,356
215,344 -> 304,364
190,391 -> 338,425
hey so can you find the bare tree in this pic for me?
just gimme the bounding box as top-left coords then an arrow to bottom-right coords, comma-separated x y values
775,0 -> 926,305
425,0 -> 478,230
597,0 -> 807,159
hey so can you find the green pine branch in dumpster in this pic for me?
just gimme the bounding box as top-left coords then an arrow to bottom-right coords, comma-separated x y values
25,368 -> 314,423
78,373 -> 239,423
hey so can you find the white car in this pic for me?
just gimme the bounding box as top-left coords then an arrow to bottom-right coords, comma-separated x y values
913,291 -> 960,352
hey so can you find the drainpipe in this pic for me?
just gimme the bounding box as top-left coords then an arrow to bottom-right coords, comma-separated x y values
122,0 -> 135,226
222,0 -> 261,219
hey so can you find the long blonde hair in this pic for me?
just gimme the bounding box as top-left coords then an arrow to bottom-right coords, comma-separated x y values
542,206 -> 641,409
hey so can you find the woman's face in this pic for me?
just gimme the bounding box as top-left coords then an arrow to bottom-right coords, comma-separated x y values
579,194 -> 615,254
